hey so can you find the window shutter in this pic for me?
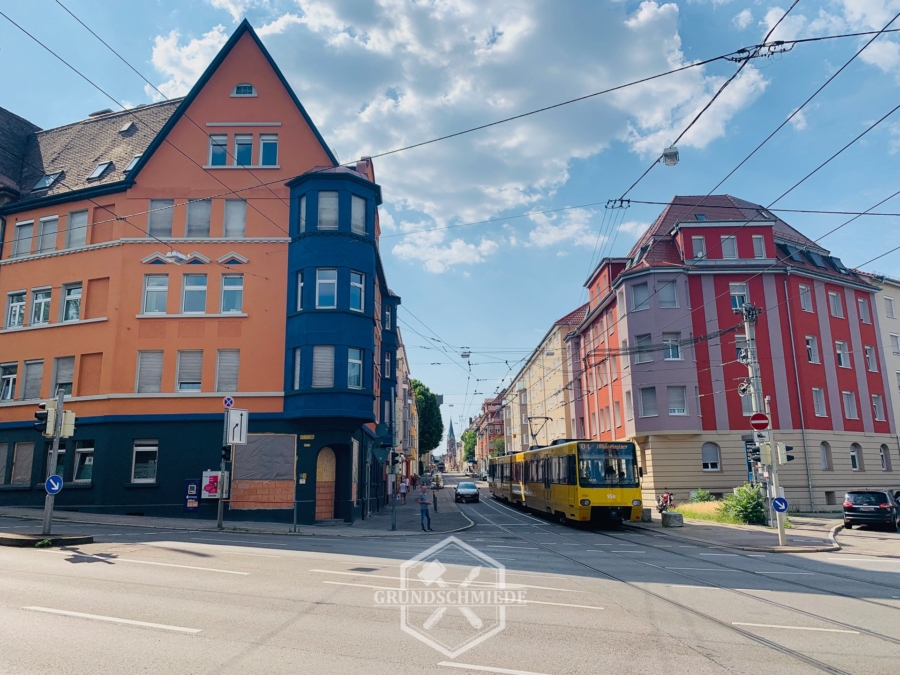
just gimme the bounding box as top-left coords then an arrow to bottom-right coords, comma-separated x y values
312,346 -> 334,387
22,361 -> 43,400
351,195 -> 365,234
186,199 -> 211,237
318,192 -> 338,230
223,200 -> 246,238
55,356 -> 75,388
178,351 -> 203,384
148,200 -> 174,237
701,443 -> 719,465
136,351 -> 163,393
216,350 -> 240,392
640,387 -> 657,416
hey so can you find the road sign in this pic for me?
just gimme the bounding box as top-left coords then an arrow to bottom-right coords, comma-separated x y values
44,475 -> 63,495
223,396 -> 234,409
772,497 -> 788,513
753,430 -> 770,444
749,413 -> 769,431
225,408 -> 248,445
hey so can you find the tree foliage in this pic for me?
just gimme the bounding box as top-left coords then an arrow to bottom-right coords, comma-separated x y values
461,429 -> 476,462
722,483 -> 768,525
491,437 -> 505,456
411,379 -> 443,453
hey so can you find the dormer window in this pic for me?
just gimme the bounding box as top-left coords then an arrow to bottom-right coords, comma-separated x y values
694,214 -> 707,221
231,83 -> 256,97
119,121 -> 136,134
124,154 -> 142,172
87,162 -> 113,181
32,172 -> 62,191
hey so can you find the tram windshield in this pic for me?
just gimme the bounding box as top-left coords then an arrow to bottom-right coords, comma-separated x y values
576,443 -> 639,488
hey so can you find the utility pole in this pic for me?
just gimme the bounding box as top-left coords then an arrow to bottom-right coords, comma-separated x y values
391,385 -> 397,531
41,387 -> 66,536
743,304 -> 787,547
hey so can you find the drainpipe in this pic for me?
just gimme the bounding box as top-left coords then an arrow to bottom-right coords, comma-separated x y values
783,276 -> 815,512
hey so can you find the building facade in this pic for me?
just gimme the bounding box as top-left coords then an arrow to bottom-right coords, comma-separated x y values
473,394 -> 505,464
445,419 -> 457,471
570,195 -> 898,511
0,21 -> 409,524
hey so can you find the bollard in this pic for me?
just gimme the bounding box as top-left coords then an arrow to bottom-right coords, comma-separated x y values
641,507 -> 652,523
661,512 -> 684,528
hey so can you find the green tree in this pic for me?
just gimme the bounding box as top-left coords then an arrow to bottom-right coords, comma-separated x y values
411,379 -> 443,453
491,437 -> 505,456
461,429 -> 476,462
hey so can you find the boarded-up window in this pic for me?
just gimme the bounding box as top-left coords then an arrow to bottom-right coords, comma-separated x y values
312,346 -> 334,387
186,199 -> 211,238
78,353 -> 102,396
317,191 -> 338,230
22,361 -> 43,400
11,442 -> 34,486
216,350 -> 239,392
91,204 -> 115,243
136,350 -> 163,393
233,435 -> 295,480
223,200 -> 246,238
84,277 -> 109,319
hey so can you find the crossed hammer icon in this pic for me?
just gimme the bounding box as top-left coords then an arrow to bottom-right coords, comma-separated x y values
417,560 -> 484,630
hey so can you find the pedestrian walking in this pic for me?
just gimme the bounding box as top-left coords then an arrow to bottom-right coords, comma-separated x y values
418,487 -> 433,532
399,478 -> 408,504
411,474 -> 418,489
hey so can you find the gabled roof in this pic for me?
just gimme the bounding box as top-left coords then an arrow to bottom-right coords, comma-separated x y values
0,106 -> 40,195
554,303 -> 589,326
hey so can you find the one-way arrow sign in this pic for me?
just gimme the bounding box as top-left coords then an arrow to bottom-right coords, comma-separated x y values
45,475 -> 63,495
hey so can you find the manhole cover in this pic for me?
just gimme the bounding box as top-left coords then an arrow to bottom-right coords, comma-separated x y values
348,567 -> 378,572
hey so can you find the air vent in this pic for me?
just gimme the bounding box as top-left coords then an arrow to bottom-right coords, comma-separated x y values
88,108 -> 114,117
119,121 -> 136,134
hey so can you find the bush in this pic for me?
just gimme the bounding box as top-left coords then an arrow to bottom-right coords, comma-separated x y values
722,483 -> 768,525
689,488 -> 716,503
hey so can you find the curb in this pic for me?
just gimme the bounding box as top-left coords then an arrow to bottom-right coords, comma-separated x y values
0,533 -> 93,548
625,521 -> 841,553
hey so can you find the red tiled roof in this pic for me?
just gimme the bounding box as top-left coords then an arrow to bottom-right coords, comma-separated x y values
554,302 -> 589,326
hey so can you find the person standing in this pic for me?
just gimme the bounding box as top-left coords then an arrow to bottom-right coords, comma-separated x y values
418,487 -> 433,532
399,478 -> 408,505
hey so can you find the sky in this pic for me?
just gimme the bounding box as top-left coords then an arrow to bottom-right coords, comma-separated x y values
3,0 -> 900,453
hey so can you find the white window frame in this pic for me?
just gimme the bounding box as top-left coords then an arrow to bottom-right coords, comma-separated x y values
639,386 -> 658,417
0,363 -> 17,401
350,271 -> 364,312
12,221 -> 33,258
614,401 -> 622,428
215,349 -> 240,393
730,283 -> 748,311
842,391 -> 858,420
6,292 -> 25,328
231,83 -> 256,97
850,444 -> 861,471
53,355 -> 75,396
625,390 -> 633,421
72,441 -> 94,484
385,352 -> 392,379
351,195 -> 366,235
858,297 -> 871,324
62,283 -> 82,322
662,332 -> 681,360
887,296 -> 896,319
131,440 -> 159,484
312,345 -> 335,388
691,235 -> 705,260
805,336 -> 819,364
752,235 -> 765,259
385,305 -> 392,331
799,284 -> 813,312
667,385 -> 687,415
631,282 -> 649,311
259,134 -> 278,166
209,134 -> 228,166
316,269 -> 337,309
143,275 -> 168,314
176,350 -> 203,392
135,350 -> 163,394
828,291 -> 843,318
31,288 -> 51,325
223,199 -> 247,238
233,133 -> 253,166
701,442 -> 720,471
812,388 -> 827,417
865,345 -> 878,372
835,341 -> 850,369
148,199 -> 174,238
220,274 -> 243,314
293,347 -> 302,390
890,334 -> 900,355
721,235 -> 737,259
658,280 -> 678,308
37,216 -> 58,253
296,271 -> 304,311
873,394 -> 886,421
348,348 -> 363,389
181,274 -> 208,314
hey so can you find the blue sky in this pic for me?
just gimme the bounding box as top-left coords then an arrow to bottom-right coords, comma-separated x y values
4,0 -> 900,448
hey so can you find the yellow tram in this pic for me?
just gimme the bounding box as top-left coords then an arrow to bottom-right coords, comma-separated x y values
488,440 -> 642,525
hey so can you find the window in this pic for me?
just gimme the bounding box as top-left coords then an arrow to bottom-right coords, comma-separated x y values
752,235 -> 765,259
741,387 -> 753,416
721,236 -> 737,259
385,352 -> 392,379
31,289 -> 51,325
891,334 -> 900,355
46,444 -> 66,477
234,134 -> 252,166
858,297 -> 871,323
148,199 -> 174,237
135,350 -> 163,393
22,360 -> 43,400
842,391 -> 858,420
143,275 -> 168,314
12,222 -> 32,257
6,292 -> 25,328
176,350 -> 203,391
221,275 -> 243,313
835,341 -> 850,368
62,284 -> 81,322
668,386 -> 687,415
658,280 -> 677,308
639,387 -> 657,417
385,305 -> 392,330
348,348 -> 363,389
632,282 -> 649,311
131,440 -> 158,483
299,195 -> 307,233
701,442 -> 720,471
625,390 -> 633,420
209,134 -> 227,166
32,172 -> 61,190
799,284 -> 813,312
317,191 -> 338,229
612,401 -> 621,428
73,441 -> 94,483
87,162 -> 112,181
53,356 -> 74,396
260,134 -> 278,166
662,332 -> 681,360
351,195 -> 366,235
850,443 -> 863,471
350,271 -> 364,312
37,217 -> 57,253
692,236 -> 706,260
880,444 -> 892,471
186,199 -> 211,238
293,348 -> 301,389
223,199 -> 246,237
873,394 -> 886,421
828,291 -> 843,318
813,388 -> 827,417
312,345 -> 335,387
10,442 -> 34,486
316,269 -> 337,308
67,211 -> 87,249
296,271 -> 304,310
730,283 -> 748,310
806,336 -> 819,363
695,214 -> 707,221
621,339 -> 628,368
865,345 -> 877,372
886,296 -> 896,319
0,364 -> 16,400
124,154 -> 141,172
820,441 -> 833,471
232,83 -> 256,96
182,275 -> 207,313
216,350 -> 239,392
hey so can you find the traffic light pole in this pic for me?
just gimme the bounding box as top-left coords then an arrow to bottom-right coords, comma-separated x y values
391,386 -> 397,532
41,388 -> 66,536
217,411 -> 230,530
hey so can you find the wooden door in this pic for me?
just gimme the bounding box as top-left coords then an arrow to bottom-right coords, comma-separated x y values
315,447 -> 336,520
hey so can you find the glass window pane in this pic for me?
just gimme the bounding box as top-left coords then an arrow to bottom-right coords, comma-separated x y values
38,218 -> 57,253
318,192 -> 338,230
260,135 -> 278,166
186,199 -> 211,238
63,285 -> 82,322
13,223 -> 33,257
183,275 -> 207,313
234,135 -> 252,166
210,135 -> 227,166
223,200 -> 246,238
67,211 -> 87,248
148,200 -> 174,237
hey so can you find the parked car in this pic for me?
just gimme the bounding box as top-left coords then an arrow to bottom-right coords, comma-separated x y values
454,481 -> 480,503
843,489 -> 900,531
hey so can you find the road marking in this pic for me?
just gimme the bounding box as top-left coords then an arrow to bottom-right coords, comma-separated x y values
747,554 -> 766,557
611,550 -> 645,553
828,557 -> 900,563
438,661 -> 552,675
698,553 -> 739,557
309,569 -> 577,592
46,550 -> 249,575
678,546 -> 698,548
668,585 -> 714,589
144,543 -> 280,558
665,568 -> 741,572
486,545 -> 538,550
757,571 -> 815,575
733,622 -> 858,634
522,600 -> 603,610
323,580 -> 396,590
191,537 -> 287,546
22,607 -> 202,634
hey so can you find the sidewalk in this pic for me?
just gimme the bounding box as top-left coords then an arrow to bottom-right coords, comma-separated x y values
0,486 -> 472,538
628,514 -> 842,553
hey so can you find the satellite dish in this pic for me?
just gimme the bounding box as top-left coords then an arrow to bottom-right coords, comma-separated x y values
375,422 -> 389,437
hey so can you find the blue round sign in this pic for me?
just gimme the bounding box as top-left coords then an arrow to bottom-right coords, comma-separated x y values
45,475 -> 63,495
223,396 -> 234,409
772,497 -> 788,513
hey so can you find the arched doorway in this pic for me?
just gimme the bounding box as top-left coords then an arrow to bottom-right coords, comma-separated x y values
316,447 -> 336,520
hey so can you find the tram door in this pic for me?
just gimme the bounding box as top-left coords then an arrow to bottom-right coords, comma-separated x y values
542,455 -> 552,510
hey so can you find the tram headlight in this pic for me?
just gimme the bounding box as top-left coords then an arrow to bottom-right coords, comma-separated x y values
579,499 -> 591,506
632,499 -> 642,506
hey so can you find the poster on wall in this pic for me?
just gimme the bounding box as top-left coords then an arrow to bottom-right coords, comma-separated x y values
201,471 -> 230,499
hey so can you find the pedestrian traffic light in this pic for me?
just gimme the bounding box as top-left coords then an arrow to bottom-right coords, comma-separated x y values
221,445 -> 232,462
777,443 -> 795,464
34,400 -> 57,437
60,410 -> 77,438
747,445 -> 761,463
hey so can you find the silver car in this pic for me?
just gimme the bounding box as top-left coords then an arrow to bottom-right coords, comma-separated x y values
454,481 -> 480,503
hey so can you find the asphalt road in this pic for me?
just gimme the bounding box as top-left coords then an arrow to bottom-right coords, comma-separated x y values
1,473 -> 899,675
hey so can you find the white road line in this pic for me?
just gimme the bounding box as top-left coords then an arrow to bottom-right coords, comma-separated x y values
668,585 -> 714,589
678,546 -> 698,548
665,568 -> 741,572
191,537 -> 287,546
747,554 -> 766,557
309,570 -> 578,592
45,550 -> 249,575
438,661 -> 552,675
144,543 -> 280,558
323,580 -> 397,590
698,553 -> 739,557
486,546 -> 538,550
757,571 -> 815,575
611,550 -> 645,553
522,600 -> 603,610
828,557 -> 900,563
733,622 -> 858,634
22,607 -> 201,634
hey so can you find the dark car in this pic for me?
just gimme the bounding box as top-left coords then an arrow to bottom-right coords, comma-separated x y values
843,489 -> 900,531
454,482 -> 480,503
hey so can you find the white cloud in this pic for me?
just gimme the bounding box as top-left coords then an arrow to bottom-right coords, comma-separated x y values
391,222 -> 500,273
617,220 -> 651,240
733,9 -> 753,30
206,0 -> 270,22
788,108 -> 807,130
258,13 -> 304,36
889,122 -> 900,154
526,208 -> 598,248
146,26 -> 228,100
760,6 -> 808,42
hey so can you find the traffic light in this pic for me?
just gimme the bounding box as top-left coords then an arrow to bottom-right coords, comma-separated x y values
390,451 -> 401,467
777,443 -> 795,465
60,410 -> 77,438
221,445 -> 232,462
33,400 -> 57,437
749,442 -> 772,465
747,445 -> 761,463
